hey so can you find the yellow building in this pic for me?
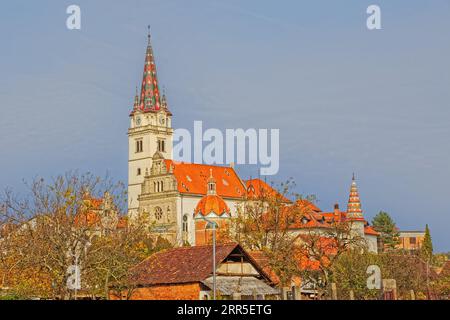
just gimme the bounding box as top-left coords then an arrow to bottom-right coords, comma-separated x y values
396,231 -> 425,251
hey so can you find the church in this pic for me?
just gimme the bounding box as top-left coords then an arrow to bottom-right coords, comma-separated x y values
127,30 -> 379,253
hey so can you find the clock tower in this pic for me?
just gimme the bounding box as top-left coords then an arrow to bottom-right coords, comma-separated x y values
128,28 -> 173,218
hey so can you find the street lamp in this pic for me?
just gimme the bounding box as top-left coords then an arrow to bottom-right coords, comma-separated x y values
203,217 -> 218,300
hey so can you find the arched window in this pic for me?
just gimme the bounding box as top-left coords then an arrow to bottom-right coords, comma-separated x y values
160,181 -> 164,192
182,214 -> 189,243
155,207 -> 163,220
182,215 -> 188,233
157,181 -> 160,192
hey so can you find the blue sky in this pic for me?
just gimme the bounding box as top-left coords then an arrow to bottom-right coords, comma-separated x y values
0,0 -> 449,251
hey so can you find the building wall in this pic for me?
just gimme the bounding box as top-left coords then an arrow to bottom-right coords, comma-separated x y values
128,112 -> 173,217
111,283 -> 202,300
365,234 -> 378,253
195,218 -> 230,246
396,231 -> 425,251
175,195 -> 242,246
138,190 -> 243,246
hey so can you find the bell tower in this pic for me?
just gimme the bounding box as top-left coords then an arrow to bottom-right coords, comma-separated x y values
128,27 -> 173,217
347,174 -> 366,238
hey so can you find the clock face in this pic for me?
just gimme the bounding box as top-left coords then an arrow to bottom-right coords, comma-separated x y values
135,117 -> 142,126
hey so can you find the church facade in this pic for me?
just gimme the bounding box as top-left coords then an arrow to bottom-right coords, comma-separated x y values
127,31 -> 379,252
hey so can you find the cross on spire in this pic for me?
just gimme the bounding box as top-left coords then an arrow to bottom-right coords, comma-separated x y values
130,27 -> 172,116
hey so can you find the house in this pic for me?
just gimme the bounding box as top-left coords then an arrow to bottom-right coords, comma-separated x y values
396,230 -> 425,251
109,243 -> 279,300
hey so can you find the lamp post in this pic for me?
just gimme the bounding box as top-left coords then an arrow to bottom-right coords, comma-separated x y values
203,218 -> 218,300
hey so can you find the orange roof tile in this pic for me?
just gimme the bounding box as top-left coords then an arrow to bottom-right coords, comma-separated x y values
295,199 -> 322,213
164,160 -> 246,199
245,179 -> 291,203
194,194 -> 231,217
74,210 -> 101,228
364,226 -> 380,236
248,251 -> 280,285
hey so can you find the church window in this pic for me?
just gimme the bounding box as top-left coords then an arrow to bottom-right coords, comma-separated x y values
182,214 -> 188,233
160,181 -> 164,192
136,139 -> 143,153
157,139 -> 166,152
137,168 -> 142,176
155,207 -> 163,220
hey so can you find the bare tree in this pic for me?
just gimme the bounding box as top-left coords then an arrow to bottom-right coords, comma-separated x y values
227,179 -> 311,287
0,171 -> 164,300
297,220 -> 366,299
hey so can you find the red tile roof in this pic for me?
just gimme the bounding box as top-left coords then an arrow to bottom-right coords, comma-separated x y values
364,226 -> 379,236
245,179 -> 291,203
248,251 -> 280,285
74,196 -> 104,227
296,199 -> 322,213
164,160 -> 246,199
194,195 -> 230,217
129,243 -> 243,286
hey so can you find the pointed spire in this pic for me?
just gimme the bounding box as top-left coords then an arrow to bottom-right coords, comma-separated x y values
138,26 -> 162,112
207,169 -> 217,195
161,86 -> 168,110
347,174 -> 363,219
133,86 -> 139,110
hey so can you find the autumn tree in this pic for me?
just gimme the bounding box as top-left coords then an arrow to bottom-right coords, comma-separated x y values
331,249 -> 380,300
0,171 -> 168,300
331,251 -> 432,300
227,179 -> 309,286
297,219 -> 366,298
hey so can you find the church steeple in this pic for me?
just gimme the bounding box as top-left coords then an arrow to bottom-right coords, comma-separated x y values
347,174 -> 364,219
127,28 -> 174,218
138,26 -> 162,112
